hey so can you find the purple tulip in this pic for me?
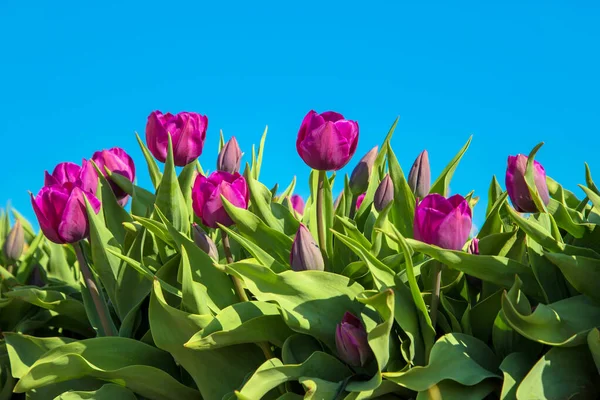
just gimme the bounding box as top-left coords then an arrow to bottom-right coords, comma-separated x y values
349,146 -> 378,195
290,194 -> 305,215
356,193 -> 366,210
192,223 -> 219,261
31,184 -> 101,244
217,136 -> 242,173
145,110 -> 208,166
3,220 -> 24,263
91,147 -> 135,205
192,171 -> 249,228
468,238 -> 479,255
44,160 -> 98,195
296,110 -> 359,171
408,150 -> 431,199
335,312 -> 372,367
290,224 -> 324,271
374,174 -> 394,212
466,238 -> 482,289
414,194 -> 472,251
505,154 -> 550,213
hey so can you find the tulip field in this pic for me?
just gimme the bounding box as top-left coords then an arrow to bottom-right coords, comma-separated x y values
1,110 -> 600,400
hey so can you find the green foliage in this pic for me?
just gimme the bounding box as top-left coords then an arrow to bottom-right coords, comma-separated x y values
1,122 -> 599,399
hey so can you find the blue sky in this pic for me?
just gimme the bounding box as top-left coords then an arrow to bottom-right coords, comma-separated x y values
1,1 -> 599,230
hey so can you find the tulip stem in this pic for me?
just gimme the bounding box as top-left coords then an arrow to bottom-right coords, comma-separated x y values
316,170 -> 328,264
220,230 -> 249,303
349,194 -> 358,220
430,262 -> 442,329
74,243 -> 114,336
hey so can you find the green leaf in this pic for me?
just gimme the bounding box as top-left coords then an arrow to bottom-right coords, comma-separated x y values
517,346 -> 599,399
109,172 -> 156,217
282,334 -> 324,365
468,289 -> 503,343
237,354 -> 351,399
486,175 -> 504,216
180,245 -> 212,315
386,143 -> 415,238
499,352 -> 536,400
185,301 -> 293,350
416,379 -> 497,400
4,333 -> 76,379
585,162 -> 600,195
429,136 -> 472,197
587,328 -> 600,373
502,293 -> 600,347
13,337 -> 200,399
245,164 -> 284,231
135,132 -> 162,189
276,176 -> 296,204
383,333 -> 500,391
523,142 -> 548,213
149,280 -> 264,400
177,162 -> 198,224
478,192 -> 508,238
54,383 -> 138,400
544,252 -> 600,304
253,126 -> 268,180
219,225 -> 287,272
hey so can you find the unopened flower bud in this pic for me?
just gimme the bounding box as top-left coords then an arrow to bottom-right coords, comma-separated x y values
192,223 -> 219,261
290,224 -> 324,271
217,137 -> 242,173
3,220 -> 24,263
335,312 -> 373,367
349,146 -> 378,195
374,174 -> 394,212
408,150 -> 431,199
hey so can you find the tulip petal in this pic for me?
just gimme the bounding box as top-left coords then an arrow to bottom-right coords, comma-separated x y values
51,162 -> 82,184
57,188 -> 92,243
435,207 -> 472,250
320,111 -> 345,122
31,191 -> 62,244
414,206 -> 448,245
146,111 -> 169,163
534,160 -> 550,206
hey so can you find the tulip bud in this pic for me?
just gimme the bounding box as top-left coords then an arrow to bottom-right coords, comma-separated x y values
192,223 -> 219,261
466,238 -> 482,289
335,312 -> 373,367
3,220 -> 24,263
296,110 -> 359,171
374,174 -> 394,212
408,150 -> 431,199
290,194 -> 305,215
146,110 -> 208,166
468,238 -> 479,255
192,171 -> 249,228
414,194 -> 472,251
91,147 -> 136,205
290,224 -> 324,271
356,193 -> 366,210
349,146 -> 378,195
505,154 -> 550,213
217,137 -> 242,173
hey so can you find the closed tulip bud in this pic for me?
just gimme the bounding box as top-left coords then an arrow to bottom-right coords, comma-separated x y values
91,147 -> 135,205
414,194 -> 472,251
192,171 -> 249,228
505,154 -> 550,213
374,174 -> 394,212
465,238 -> 482,289
335,312 -> 373,367
146,110 -> 208,167
3,220 -> 24,262
290,194 -> 305,215
296,110 -> 359,171
44,160 -> 98,195
290,224 -> 324,272
468,238 -> 479,255
31,184 -> 101,244
217,136 -> 242,173
192,223 -> 219,261
349,146 -> 378,195
356,193 -> 366,210
408,150 -> 431,199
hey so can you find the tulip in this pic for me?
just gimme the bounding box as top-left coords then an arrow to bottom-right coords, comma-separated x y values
408,150 -> 431,199
349,146 -> 378,195
91,147 -> 135,204
192,223 -> 219,261
192,171 -> 249,228
335,312 -> 372,367
374,174 -> 394,212
44,160 -> 98,195
468,238 -> 479,255
505,154 -> 550,213
290,224 -> 324,271
3,220 -> 24,263
290,194 -> 305,215
414,194 -> 472,251
145,110 -> 208,166
296,110 -> 359,171
217,136 -> 242,173
356,193 -> 366,210
466,238 -> 482,290
31,184 -> 101,244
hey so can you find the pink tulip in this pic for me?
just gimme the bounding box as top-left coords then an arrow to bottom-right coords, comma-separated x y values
44,160 -> 98,195
91,147 -> 135,205
505,154 -> 550,213
192,171 -> 249,228
290,194 -> 305,215
414,194 -> 472,251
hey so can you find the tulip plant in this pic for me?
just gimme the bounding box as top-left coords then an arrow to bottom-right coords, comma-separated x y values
0,110 -> 599,400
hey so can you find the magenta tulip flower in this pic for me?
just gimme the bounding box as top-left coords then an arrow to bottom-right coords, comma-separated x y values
335,312 -> 373,367
356,193 -> 366,210
505,154 -> 550,213
414,194 -> 472,251
296,110 -> 359,171
192,171 -> 249,228
31,184 -> 101,244
290,194 -> 305,215
91,147 -> 135,205
44,160 -> 98,195
145,110 -> 208,166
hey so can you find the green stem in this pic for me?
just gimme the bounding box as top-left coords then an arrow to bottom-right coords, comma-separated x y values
430,262 -> 442,329
74,243 -> 114,336
316,170 -> 328,263
348,194 -> 358,220
220,230 -> 249,303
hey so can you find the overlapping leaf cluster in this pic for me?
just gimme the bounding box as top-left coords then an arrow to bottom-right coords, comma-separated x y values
1,121 -> 599,400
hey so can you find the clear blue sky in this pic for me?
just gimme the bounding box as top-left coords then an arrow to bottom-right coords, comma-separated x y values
2,1 -> 599,230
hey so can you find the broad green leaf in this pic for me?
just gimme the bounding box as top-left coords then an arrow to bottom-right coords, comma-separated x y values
135,132 -> 162,189
54,383 -> 138,400
45,242 -> 77,284
180,245 -> 211,315
13,337 -> 200,399
219,225 -> 287,272
545,252 -> 600,304
109,172 -> 156,217
343,380 -> 413,400
150,280 -> 264,400
386,143 -> 415,238
499,352 -> 536,400
245,163 -> 283,231
517,346 -> 599,399
130,216 -> 174,246
467,289 -> 503,343
416,379 -> 497,400
429,136 -> 472,197
588,328 -> 600,373
486,176 -> 503,216
547,176 -> 581,209
478,192 -> 508,238
282,334 -> 324,365
177,162 -> 198,223
300,377 -> 342,400
502,293 -> 600,347
4,334 -> 76,379
527,240 -> 569,304
185,301 -> 293,350
383,333 -> 500,391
